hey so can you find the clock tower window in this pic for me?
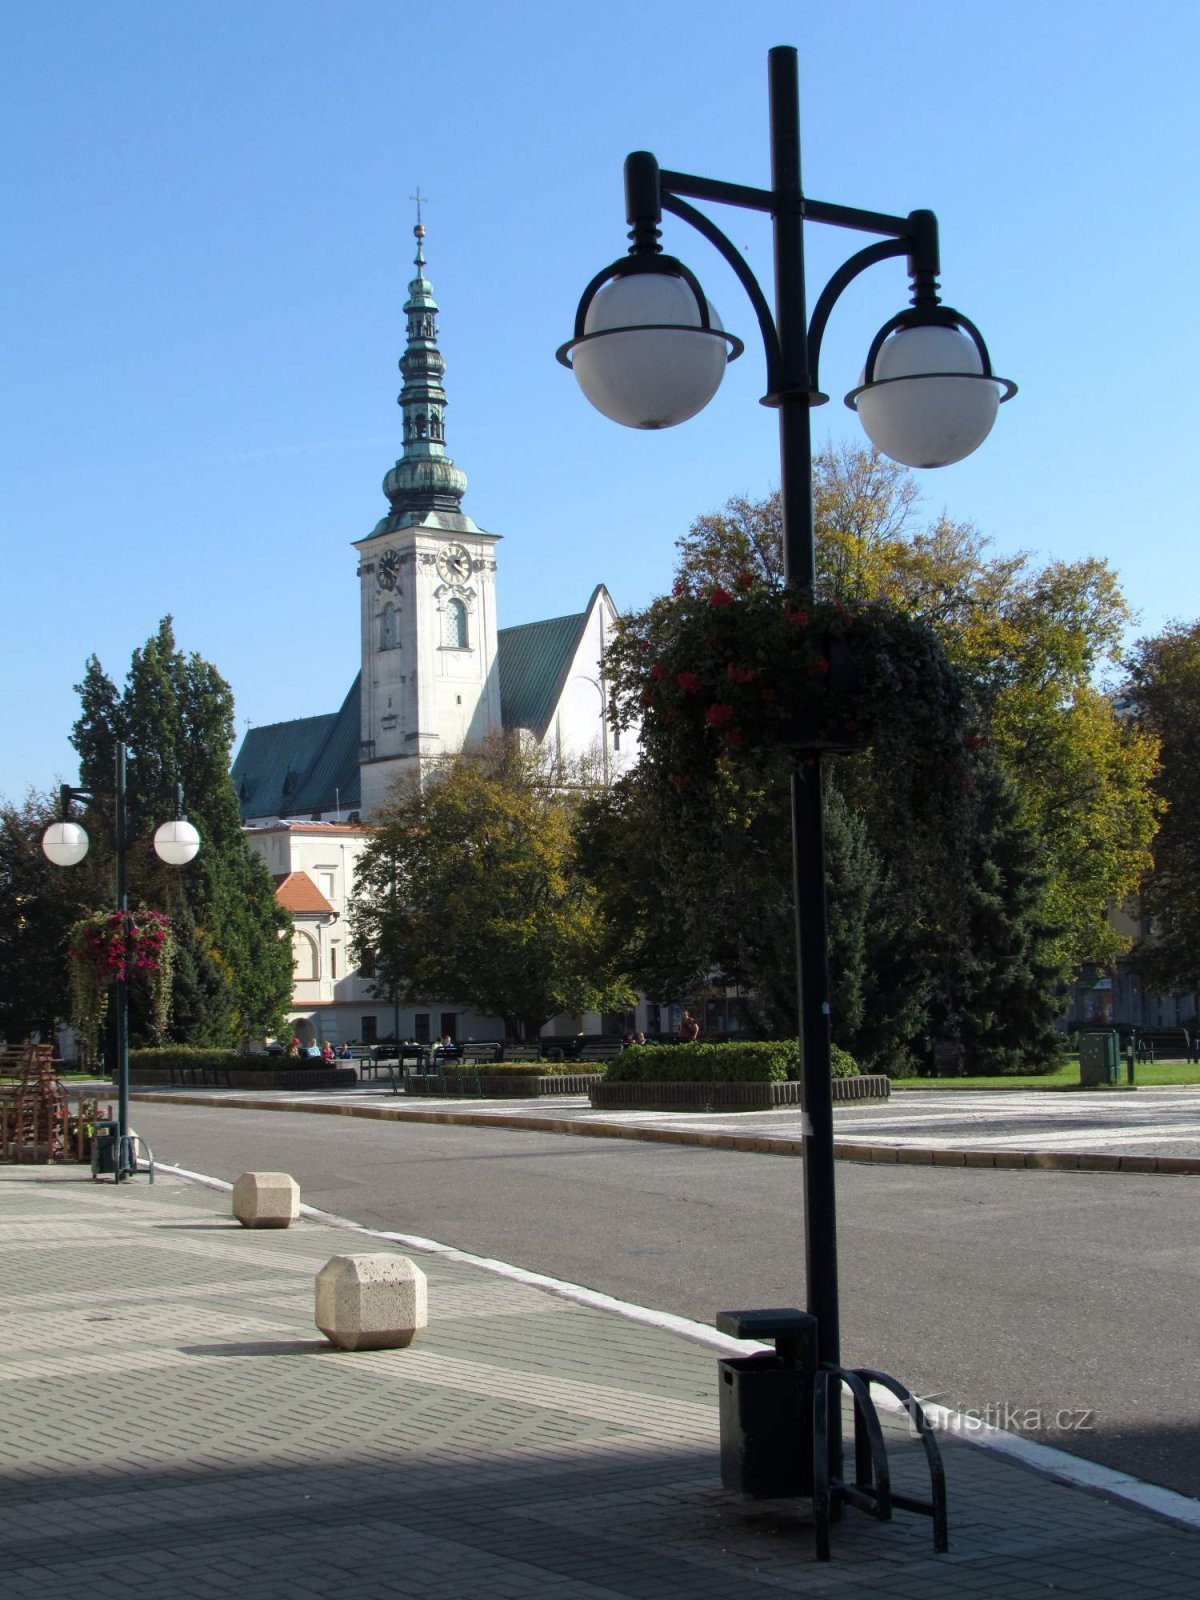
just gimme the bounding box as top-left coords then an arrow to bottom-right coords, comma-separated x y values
379,602 -> 399,651
444,598 -> 469,650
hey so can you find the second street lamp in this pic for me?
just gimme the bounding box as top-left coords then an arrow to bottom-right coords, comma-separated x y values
559,44 -> 1013,1556
42,741 -> 200,1180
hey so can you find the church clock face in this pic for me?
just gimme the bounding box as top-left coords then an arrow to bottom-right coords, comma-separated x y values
376,548 -> 401,591
435,542 -> 472,585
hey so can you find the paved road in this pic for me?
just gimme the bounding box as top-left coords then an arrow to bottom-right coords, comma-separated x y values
129,1099 -> 1200,1502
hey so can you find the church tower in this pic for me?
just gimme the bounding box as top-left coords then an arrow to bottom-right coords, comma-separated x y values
355,219 -> 502,816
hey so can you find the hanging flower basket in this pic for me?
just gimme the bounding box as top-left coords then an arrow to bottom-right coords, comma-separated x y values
67,907 -> 175,1060
609,579 -> 974,798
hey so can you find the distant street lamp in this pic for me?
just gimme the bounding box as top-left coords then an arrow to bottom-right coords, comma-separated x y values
43,742 -> 199,1180
560,45 -> 1013,1550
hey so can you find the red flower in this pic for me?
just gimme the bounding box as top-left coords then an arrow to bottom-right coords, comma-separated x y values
705,702 -> 735,727
649,662 -> 667,681
735,570 -> 755,589
709,586 -> 734,607
676,671 -> 703,694
786,607 -> 809,627
725,663 -> 756,684
672,579 -> 687,597
722,728 -> 743,749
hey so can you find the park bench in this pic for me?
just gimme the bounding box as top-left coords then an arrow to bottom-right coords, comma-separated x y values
1123,1027 -> 1192,1063
460,1042 -> 504,1064
578,1039 -> 626,1065
501,1045 -> 543,1064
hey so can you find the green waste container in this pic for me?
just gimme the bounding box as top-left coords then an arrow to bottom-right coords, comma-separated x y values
91,1118 -> 120,1175
1080,1031 -> 1119,1086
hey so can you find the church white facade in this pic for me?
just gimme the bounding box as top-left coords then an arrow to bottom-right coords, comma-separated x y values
232,222 -> 636,1047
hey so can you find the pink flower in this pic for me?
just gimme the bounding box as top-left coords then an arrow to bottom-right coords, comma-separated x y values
706,702 -> 735,727
649,662 -> 667,682
725,663 -> 756,684
709,587 -> 734,608
676,671 -> 703,695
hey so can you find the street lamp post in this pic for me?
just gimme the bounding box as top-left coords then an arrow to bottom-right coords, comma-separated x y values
42,742 -> 200,1179
559,46 -> 1013,1550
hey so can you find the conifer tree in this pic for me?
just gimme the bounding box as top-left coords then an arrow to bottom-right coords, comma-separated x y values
69,618 -> 291,1045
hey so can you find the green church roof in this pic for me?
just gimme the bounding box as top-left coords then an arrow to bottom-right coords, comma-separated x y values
497,610 -> 588,740
233,675 -> 361,821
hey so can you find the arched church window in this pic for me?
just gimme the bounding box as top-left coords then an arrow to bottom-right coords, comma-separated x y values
445,598 -> 468,650
379,602 -> 399,651
293,931 -> 319,982
416,413 -> 427,438
429,411 -> 442,440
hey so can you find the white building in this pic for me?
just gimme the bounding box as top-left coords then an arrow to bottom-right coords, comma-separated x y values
233,223 -> 636,1047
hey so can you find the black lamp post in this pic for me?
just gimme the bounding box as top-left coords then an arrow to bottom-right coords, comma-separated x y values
559,45 -> 1013,1549
42,742 -> 200,1180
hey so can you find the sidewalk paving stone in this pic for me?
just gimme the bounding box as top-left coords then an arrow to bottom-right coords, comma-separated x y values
2,1166 -> 1199,1598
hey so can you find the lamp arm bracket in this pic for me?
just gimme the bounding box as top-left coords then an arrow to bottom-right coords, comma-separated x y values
658,167 -> 774,215
806,237 -> 910,393
802,196 -> 914,240
659,191 -> 784,392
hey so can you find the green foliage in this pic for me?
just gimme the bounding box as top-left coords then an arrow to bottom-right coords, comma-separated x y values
587,449 -> 1150,1076
0,791 -> 105,1044
350,735 -> 634,1040
830,1043 -> 861,1078
605,1041 -> 791,1084
1123,622 -> 1200,992
129,1047 -> 332,1073
68,618 -> 293,1044
674,457 -> 1159,974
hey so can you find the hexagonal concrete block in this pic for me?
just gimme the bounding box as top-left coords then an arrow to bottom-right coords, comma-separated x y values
315,1253 -> 428,1351
232,1170 -> 300,1229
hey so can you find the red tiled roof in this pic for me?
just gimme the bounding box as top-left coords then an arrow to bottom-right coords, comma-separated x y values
272,872 -> 335,914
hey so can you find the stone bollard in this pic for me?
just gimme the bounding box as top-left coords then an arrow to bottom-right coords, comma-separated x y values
232,1171 -> 300,1229
315,1253 -> 428,1351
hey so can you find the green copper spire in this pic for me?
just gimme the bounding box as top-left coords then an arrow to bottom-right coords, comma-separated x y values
380,219 -> 469,520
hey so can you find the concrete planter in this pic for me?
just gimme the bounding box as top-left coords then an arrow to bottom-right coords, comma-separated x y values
588,1076 -> 890,1111
406,1072 -> 602,1097
129,1067 -> 359,1091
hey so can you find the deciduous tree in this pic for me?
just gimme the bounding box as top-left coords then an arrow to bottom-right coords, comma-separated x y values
350,736 -> 633,1040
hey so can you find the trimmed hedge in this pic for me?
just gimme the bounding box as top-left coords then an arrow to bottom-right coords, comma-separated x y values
604,1040 -> 860,1084
130,1047 -> 330,1074
606,1042 -> 788,1084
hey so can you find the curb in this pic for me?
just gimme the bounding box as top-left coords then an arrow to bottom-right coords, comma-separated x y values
130,1091 -> 1200,1175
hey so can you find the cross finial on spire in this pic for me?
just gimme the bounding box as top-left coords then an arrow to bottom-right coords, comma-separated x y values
410,186 -> 428,237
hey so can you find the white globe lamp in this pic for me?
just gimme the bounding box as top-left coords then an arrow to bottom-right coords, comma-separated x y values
41,821 -> 90,867
561,268 -> 742,430
153,818 -> 201,866
847,320 -> 1016,469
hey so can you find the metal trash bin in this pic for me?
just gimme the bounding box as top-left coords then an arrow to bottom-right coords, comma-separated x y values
1080,1031 -> 1118,1086
716,1308 -> 817,1498
91,1118 -> 120,1176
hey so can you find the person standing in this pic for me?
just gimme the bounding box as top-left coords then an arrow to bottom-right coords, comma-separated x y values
678,1010 -> 700,1044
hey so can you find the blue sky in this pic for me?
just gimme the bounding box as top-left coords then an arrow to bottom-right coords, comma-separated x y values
4,0 -> 1196,803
